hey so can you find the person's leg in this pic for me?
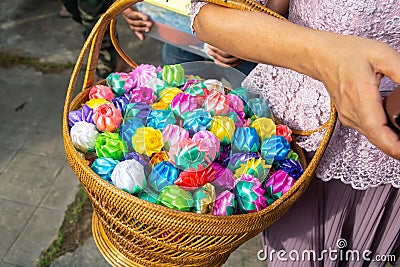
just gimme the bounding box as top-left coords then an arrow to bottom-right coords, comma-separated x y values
161,44 -> 204,65
62,0 -> 119,78
78,0 -> 117,78
60,0 -> 80,22
59,2 -> 72,18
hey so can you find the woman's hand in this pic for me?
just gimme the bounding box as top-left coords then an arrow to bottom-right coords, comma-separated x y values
311,33 -> 400,159
122,7 -> 153,40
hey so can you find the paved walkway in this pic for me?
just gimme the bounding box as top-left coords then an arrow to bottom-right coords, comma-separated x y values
0,1 -> 264,266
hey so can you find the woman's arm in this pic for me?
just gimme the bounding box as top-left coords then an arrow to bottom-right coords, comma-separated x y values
193,4 -> 400,159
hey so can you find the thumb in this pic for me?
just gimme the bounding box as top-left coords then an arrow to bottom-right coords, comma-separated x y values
374,45 -> 400,85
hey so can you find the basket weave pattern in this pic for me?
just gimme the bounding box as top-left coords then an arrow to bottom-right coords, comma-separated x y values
62,0 -> 337,266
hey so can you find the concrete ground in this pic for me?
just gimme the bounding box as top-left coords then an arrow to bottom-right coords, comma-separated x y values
0,0 -> 265,266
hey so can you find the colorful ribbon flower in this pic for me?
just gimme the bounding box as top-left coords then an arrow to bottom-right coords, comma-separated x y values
162,124 -> 189,153
260,135 -> 291,164
264,170 -> 296,205
203,91 -> 230,116
234,157 -> 270,183
172,138 -> 209,170
129,64 -> 158,89
150,151 -> 169,167
227,93 -> 245,113
93,102 -> 122,132
275,124 -> 293,143
111,159 -> 146,195
212,190 -> 237,216
193,183 -> 216,214
124,102 -> 152,125
131,126 -> 163,157
146,110 -> 177,131
106,72 -> 134,96
95,132 -> 128,160
184,81 -> 210,105
110,94 -> 129,116
174,165 -> 217,188
231,127 -> 260,153
182,108 -> 213,135
234,174 -> 266,213
70,121 -> 99,153
91,157 -> 119,183
129,86 -> 156,105
89,84 -> 114,100
170,92 -> 198,119
203,79 -> 224,93
161,64 -> 186,87
246,98 -> 271,119
250,117 -> 276,141
209,116 -> 236,145
157,185 -> 194,212
149,161 -> 180,192
68,104 -> 94,127
192,130 -> 220,162
181,78 -> 201,91
276,159 -> 303,179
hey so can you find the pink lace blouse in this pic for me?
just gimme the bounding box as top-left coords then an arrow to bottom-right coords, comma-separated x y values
191,0 -> 400,190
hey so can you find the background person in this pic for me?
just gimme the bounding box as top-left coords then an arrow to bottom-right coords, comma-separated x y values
122,5 -> 257,75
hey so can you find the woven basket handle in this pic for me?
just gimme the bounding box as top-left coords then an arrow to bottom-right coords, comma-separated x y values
64,0 -> 144,113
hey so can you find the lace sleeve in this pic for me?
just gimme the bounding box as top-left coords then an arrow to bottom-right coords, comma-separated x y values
190,2 -> 208,33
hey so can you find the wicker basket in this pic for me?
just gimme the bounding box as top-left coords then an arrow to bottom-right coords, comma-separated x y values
62,0 -> 337,266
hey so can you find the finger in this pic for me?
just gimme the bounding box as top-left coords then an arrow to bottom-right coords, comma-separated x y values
129,25 -> 151,33
134,31 -> 145,41
133,11 -> 150,21
131,19 -> 153,28
208,50 -> 241,65
373,44 -> 400,85
369,124 -> 400,160
207,45 -> 234,58
213,59 -> 231,68
358,89 -> 400,159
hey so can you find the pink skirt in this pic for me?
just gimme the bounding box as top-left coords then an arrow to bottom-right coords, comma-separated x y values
262,178 -> 400,267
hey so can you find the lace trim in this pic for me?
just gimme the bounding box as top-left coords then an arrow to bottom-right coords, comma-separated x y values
190,2 -> 207,33
316,121 -> 400,190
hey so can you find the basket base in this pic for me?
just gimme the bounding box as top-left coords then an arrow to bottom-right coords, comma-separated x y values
92,212 -> 229,267
92,212 -> 145,267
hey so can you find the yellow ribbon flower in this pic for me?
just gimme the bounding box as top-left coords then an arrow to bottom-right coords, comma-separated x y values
250,117 -> 276,141
131,127 -> 164,157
